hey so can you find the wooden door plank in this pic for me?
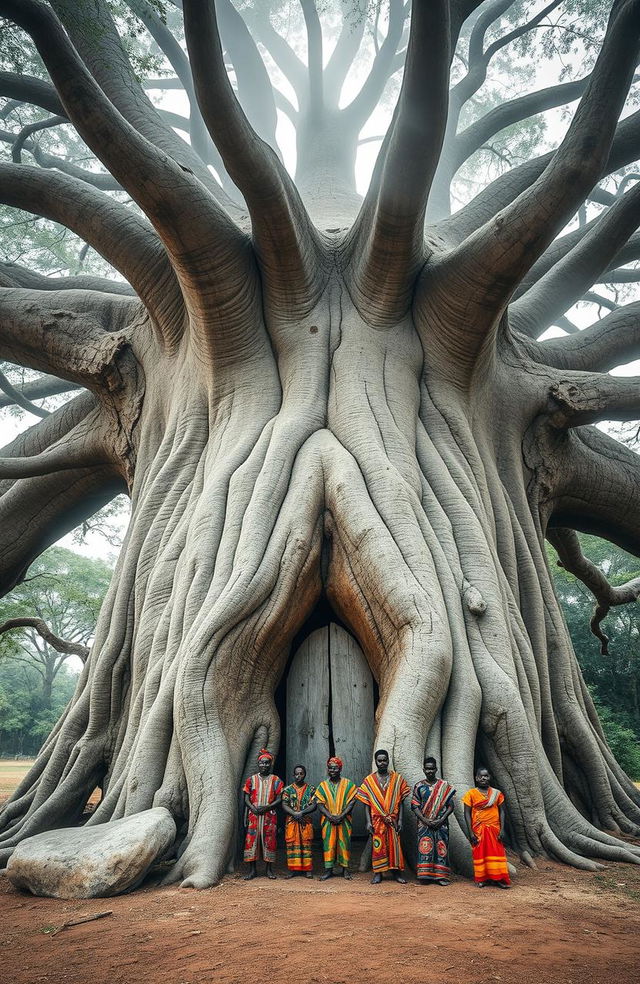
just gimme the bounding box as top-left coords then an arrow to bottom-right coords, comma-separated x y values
329,623 -> 374,836
286,627 -> 330,810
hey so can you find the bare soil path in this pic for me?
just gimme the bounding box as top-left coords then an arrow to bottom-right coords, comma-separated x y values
1,853 -> 639,984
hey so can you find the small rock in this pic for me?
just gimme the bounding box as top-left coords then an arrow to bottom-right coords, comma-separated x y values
6,807 -> 176,899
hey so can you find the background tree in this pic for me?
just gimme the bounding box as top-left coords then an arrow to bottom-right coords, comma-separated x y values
1,0 -> 640,890
548,535 -> 640,778
0,546 -> 113,708
0,658 -> 77,758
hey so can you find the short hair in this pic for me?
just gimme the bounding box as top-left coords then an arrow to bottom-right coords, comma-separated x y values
374,748 -> 389,760
424,756 -> 437,767
475,765 -> 490,775
293,764 -> 306,773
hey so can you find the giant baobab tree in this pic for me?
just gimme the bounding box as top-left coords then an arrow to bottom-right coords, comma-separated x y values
1,0 -> 640,890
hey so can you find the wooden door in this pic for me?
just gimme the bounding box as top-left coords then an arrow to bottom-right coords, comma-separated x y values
286,623 -> 374,836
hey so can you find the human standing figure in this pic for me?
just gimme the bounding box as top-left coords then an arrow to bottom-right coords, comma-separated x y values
242,749 -> 283,880
462,767 -> 511,888
313,756 -> 357,880
411,756 -> 456,886
357,749 -> 411,884
282,764 -> 316,878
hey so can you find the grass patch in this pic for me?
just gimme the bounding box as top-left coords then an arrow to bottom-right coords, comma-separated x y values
593,873 -> 640,904
0,759 -> 35,795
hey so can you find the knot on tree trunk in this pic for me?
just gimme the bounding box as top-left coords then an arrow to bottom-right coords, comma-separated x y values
462,580 -> 487,615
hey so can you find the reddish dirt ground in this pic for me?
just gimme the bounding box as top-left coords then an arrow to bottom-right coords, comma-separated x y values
1,847 -> 639,984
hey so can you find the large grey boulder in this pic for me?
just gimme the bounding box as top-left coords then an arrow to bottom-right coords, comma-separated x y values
6,807 -> 176,898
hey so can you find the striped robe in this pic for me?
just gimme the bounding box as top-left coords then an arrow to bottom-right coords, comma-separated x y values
357,771 -> 411,872
282,782 -> 316,871
313,777 -> 357,869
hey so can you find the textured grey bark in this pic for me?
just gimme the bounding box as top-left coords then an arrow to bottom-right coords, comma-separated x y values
0,0 -> 640,892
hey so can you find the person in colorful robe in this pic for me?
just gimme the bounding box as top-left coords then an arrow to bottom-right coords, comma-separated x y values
242,749 -> 284,880
313,756 -> 358,880
461,767 -> 510,888
410,756 -> 456,886
357,749 -> 411,884
282,764 -> 316,878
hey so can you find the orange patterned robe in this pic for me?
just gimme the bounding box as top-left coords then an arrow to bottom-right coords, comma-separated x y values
357,771 -> 411,872
461,786 -> 511,884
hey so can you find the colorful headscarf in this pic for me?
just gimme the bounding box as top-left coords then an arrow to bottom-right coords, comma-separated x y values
257,748 -> 274,762
327,756 -> 343,769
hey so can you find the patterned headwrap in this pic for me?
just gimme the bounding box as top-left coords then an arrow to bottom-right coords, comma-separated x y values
327,756 -> 343,769
257,748 -> 274,762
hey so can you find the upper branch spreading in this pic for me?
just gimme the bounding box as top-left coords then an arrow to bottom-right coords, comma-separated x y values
0,289 -> 139,389
182,0 -> 324,317
0,0 -> 254,348
525,302 -> 640,373
49,0 -> 232,207
0,163 -> 181,338
548,372 -> 640,428
443,104 -> 640,245
301,0 -> 324,120
511,181 -> 640,337
432,0 -> 640,354
346,0 -> 451,325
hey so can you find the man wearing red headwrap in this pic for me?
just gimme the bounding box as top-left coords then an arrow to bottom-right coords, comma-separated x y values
313,756 -> 357,879
242,749 -> 283,880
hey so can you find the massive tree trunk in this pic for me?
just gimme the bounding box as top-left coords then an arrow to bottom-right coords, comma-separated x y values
1,0 -> 640,890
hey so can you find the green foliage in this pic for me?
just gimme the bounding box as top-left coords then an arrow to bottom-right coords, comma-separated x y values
590,694 -> 640,779
0,656 -> 77,757
0,547 -> 114,755
548,534 -> 640,778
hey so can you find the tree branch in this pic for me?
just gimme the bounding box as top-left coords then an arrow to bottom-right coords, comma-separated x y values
301,0 -> 324,120
323,0 -> 366,109
0,617 -> 90,661
0,261 -> 134,296
0,2 -> 251,349
0,393 -> 124,594
0,372 -> 80,410
48,0 -> 233,208
342,0 -> 406,129
443,103 -> 640,244
511,181 -> 640,337
252,9 -> 307,101
217,0 -> 279,149
548,424 -> 640,559
0,127 -> 123,191
600,266 -> 640,283
123,0 -> 214,167
346,0 -> 451,324
525,301 -> 640,373
438,0 -> 640,344
0,367 -> 49,418
0,163 -> 181,335
547,527 -> 640,655
0,288 -> 138,388
0,71 -> 63,115
449,0 -> 489,48
548,372 -> 640,429
450,0 -> 519,111
182,0 -> 323,317
0,407 -> 109,478
11,114 -> 67,163
452,76 -> 589,176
